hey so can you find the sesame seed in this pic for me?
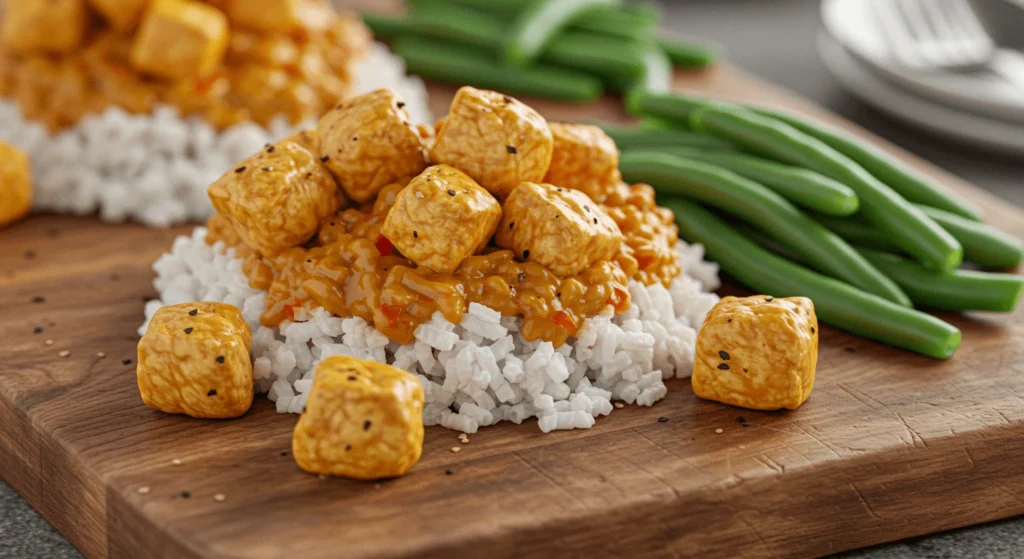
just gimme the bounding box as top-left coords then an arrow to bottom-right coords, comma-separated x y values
171,458 -> 182,466
180,491 -> 191,499
718,350 -> 730,360
320,155 -> 329,163
397,101 -> 406,108
518,272 -> 526,282
717,363 -> 730,370
765,296 -> 774,302
214,494 -> 226,502
58,350 -> 70,358
657,417 -> 669,423
614,402 -> 624,409
97,352 -> 106,358
207,389 -> 217,397
450,446 -> 461,453
318,474 -> 328,480
32,296 -> 45,303
183,327 -> 194,334
137,486 -> 151,495
523,250 -> 530,259
374,484 -> 382,490
445,469 -> 456,475
189,308 -> 198,316
363,420 -> 372,430
413,231 -> 418,238
506,145 -> 517,154
216,356 -> 225,364
45,339 -> 54,346
261,166 -> 273,172
447,189 -> 456,196
502,96 -> 512,103
811,327 -> 816,334
509,222 -> 515,229
234,166 -> 246,173
415,191 -> 424,199
715,428 -> 724,434
123,359 -> 132,365
593,218 -> 598,224
33,327 -> 42,334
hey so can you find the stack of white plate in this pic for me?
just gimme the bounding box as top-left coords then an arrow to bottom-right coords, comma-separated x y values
820,0 -> 1024,154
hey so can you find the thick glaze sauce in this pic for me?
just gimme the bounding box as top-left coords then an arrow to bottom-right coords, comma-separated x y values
206,181 -> 679,346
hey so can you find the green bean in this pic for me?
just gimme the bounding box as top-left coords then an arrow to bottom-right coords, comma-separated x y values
916,206 -> 1023,270
665,198 -> 961,359
504,0 -> 619,66
627,90 -> 717,119
590,122 -> 739,151
638,117 -> 687,130
624,147 -> 859,216
658,37 -> 717,69
689,105 -> 963,272
622,45 -> 673,110
573,3 -> 659,40
752,108 -> 984,222
815,207 -> 1024,270
407,0 -> 501,48
619,152 -> 910,306
359,13 -> 413,40
393,37 -> 602,102
855,248 -> 1024,313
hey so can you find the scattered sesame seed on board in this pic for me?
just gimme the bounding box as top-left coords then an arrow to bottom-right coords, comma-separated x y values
213,494 -> 226,502
374,484 -> 382,490
613,402 -> 624,409
450,446 -> 461,453
171,458 -> 182,466
137,486 -> 151,495
318,474 -> 327,480
58,350 -> 70,358
45,339 -> 54,346
715,428 -> 724,434
97,352 -> 106,358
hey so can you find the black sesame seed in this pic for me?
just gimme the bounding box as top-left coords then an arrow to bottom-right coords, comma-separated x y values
216,356 -> 225,364
184,327 -> 194,334
736,416 -> 746,424
509,222 -> 515,229
207,389 -> 217,397
281,451 -> 288,456
352,136 -> 358,141
123,359 -> 132,365
593,218 -> 598,225
348,375 -> 356,381
811,327 -> 816,334
718,350 -> 730,360
189,308 -> 198,316
265,144 -> 275,153
396,101 -> 406,108
506,145 -> 517,154
502,96 -> 512,103
336,103 -> 344,110
657,416 -> 670,423
234,166 -> 246,173
345,444 -> 352,451
743,368 -> 748,373
765,296 -> 774,302
31,296 -> 45,303
717,363 -> 730,370
445,468 -> 456,475
447,189 -> 456,196
523,250 -> 530,259
180,491 -> 191,499
363,420 -> 372,430
320,155 -> 329,163
584,205 -> 590,212
556,292 -> 561,298
33,327 -> 43,334
518,272 -> 526,282
413,231 -> 418,238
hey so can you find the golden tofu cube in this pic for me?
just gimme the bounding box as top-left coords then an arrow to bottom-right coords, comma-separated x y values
692,296 -> 818,411
130,0 -> 229,80
430,87 -> 553,198
292,356 -> 424,479
382,165 -> 502,273
88,0 -> 150,31
137,302 -> 254,419
543,123 -> 621,203
208,139 -> 346,256
281,128 -> 320,154
0,141 -> 32,228
496,182 -> 623,277
225,0 -> 328,34
2,0 -> 88,55
316,88 -> 427,203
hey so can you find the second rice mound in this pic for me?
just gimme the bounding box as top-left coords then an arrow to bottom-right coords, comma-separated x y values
140,228 -> 722,433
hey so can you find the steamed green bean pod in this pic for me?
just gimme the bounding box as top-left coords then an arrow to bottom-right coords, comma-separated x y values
624,147 -> 859,216
666,198 -> 962,359
689,105 -> 963,272
503,0 -> 619,66
592,123 -> 738,151
658,37 -> 717,69
619,152 -> 910,306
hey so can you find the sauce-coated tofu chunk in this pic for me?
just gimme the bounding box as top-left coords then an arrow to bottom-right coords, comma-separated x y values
137,302 -> 254,419
429,87 -> 553,198
3,0 -> 88,55
382,165 -> 502,273
292,356 -> 424,479
497,182 -> 623,277
317,89 -> 427,203
226,0 -> 329,34
543,123 -> 621,203
88,0 -> 150,31
692,296 -> 818,410
0,141 -> 32,228
208,140 -> 346,256
130,0 -> 229,80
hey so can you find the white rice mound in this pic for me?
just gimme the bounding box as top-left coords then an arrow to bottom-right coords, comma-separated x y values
0,43 -> 432,227
140,228 -> 722,433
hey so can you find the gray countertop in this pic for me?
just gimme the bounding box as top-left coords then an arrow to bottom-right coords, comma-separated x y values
1,0 -> 1022,557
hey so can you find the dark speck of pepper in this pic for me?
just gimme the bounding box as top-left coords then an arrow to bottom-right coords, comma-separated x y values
352,136 -> 358,141
216,356 -> 225,364
123,359 -> 132,365
265,144 -> 275,153
189,308 -> 198,316
717,363 -> 730,370
184,327 -> 194,334
502,96 -> 511,103
348,375 -> 356,381
811,327 -> 816,334
207,389 -> 217,397
556,292 -> 561,298
736,416 -> 746,424
281,451 -> 288,456
320,155 -> 330,163
584,205 -> 590,212
447,189 -> 456,196
396,101 -> 405,108
445,469 -> 456,475
363,420 -> 372,430
718,350 -> 730,360
33,326 -> 43,334
234,166 -> 246,173
657,416 -> 670,423
180,491 -> 191,499
31,296 -> 45,303
261,166 -> 273,172
523,249 -> 530,259
345,444 -> 352,451
593,218 -> 598,225
413,231 -> 418,238
509,222 -> 515,229
506,145 -> 517,154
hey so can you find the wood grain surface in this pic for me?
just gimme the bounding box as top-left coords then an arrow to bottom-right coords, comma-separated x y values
2,64 -> 1024,559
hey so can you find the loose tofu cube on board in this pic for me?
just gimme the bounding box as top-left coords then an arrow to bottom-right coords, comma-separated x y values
317,88 -> 427,203
293,356 -> 424,480
0,141 -> 32,228
543,123 -> 621,203
130,0 -> 229,80
497,182 -> 623,277
430,87 -> 554,198
137,302 -> 254,419
2,0 -> 88,55
692,296 -> 818,411
382,165 -> 502,273
88,0 -> 150,31
208,140 -> 346,256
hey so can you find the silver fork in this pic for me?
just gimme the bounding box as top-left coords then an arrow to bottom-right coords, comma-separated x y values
872,0 -> 1024,90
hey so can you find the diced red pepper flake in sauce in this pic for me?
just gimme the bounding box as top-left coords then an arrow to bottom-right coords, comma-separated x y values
375,234 -> 393,257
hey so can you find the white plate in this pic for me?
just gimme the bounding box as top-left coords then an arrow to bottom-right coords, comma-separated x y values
821,0 -> 1024,123
817,33 -> 1024,155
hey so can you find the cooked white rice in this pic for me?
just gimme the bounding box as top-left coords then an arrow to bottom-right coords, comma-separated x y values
0,43 -> 432,227
140,228 -> 721,433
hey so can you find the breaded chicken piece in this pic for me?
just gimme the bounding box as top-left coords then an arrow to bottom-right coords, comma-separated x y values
382,165 -> 502,273
692,296 -> 818,410
497,182 -> 623,276
429,87 -> 553,198
137,302 -> 254,419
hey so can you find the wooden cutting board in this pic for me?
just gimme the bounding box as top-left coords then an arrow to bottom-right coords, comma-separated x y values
3,65 -> 1024,559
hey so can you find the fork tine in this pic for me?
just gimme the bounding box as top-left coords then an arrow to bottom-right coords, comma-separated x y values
871,0 -> 931,68
947,0 -> 995,58
922,0 -> 978,66
895,0 -> 947,66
